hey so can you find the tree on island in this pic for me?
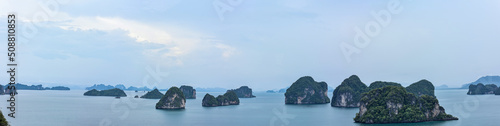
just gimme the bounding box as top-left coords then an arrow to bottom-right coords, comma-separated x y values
83,88 -> 127,97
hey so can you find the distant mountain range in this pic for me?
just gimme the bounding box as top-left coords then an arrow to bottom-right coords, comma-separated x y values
85,84 -> 151,91
434,85 -> 461,90
461,76 -> 500,89
2,83 -> 70,90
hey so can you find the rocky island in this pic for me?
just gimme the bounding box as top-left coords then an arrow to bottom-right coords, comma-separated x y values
285,76 -> 330,104
180,85 -> 196,99
331,75 -> 438,108
331,75 -> 367,107
49,86 -> 70,90
202,91 -> 240,107
141,89 -> 164,99
467,83 -> 498,95
86,84 -> 151,91
202,94 -> 218,107
461,75 -> 500,89
0,85 -> 17,95
156,87 -> 186,110
354,86 -> 458,123
266,90 -> 276,93
228,86 -> 256,98
2,84 -> 70,91
83,88 -> 127,97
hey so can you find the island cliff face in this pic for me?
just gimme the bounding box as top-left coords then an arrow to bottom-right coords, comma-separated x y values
354,86 -> 458,124
0,85 -> 4,95
140,89 -> 164,99
180,85 -> 196,99
228,86 -> 256,98
83,88 -> 127,97
156,87 -> 186,110
285,76 -> 330,104
202,91 -> 240,107
331,75 -> 405,108
467,83 -> 498,95
216,91 -> 240,106
495,88 -> 500,95
331,75 -> 367,107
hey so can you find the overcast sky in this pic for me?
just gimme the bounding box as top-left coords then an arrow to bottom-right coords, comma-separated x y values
0,0 -> 499,90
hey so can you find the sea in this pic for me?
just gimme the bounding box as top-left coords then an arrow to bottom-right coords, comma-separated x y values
0,89 -> 498,126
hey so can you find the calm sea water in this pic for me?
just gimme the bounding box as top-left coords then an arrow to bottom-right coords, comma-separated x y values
0,89 -> 498,126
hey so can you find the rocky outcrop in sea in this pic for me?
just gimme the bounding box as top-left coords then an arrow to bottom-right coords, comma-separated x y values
354,86 -> 458,124
202,91 -> 239,107
180,85 -> 196,99
156,87 -> 186,110
228,86 -> 256,98
284,76 -> 330,104
331,75 -> 367,107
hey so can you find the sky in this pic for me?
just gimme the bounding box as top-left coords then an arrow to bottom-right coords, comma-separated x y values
0,0 -> 499,91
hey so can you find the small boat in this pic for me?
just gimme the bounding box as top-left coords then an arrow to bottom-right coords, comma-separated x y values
115,96 -> 121,99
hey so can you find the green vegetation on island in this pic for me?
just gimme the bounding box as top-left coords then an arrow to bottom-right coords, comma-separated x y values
202,94 -> 218,107
368,81 -> 402,90
467,83 -> 498,95
354,86 -> 458,123
156,87 -> 186,110
83,88 -> 127,97
0,110 -> 8,126
406,80 -> 435,97
180,85 -> 196,99
140,89 -> 164,99
331,75 -> 367,107
202,91 -> 240,107
285,76 -> 330,104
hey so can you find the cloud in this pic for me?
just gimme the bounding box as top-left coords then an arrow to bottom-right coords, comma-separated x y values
60,17 -> 171,44
55,16 -> 206,66
215,43 -> 237,58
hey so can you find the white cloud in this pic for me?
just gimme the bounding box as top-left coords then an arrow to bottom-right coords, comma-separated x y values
59,17 -> 172,44
215,43 -> 237,58
57,16 -> 203,65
